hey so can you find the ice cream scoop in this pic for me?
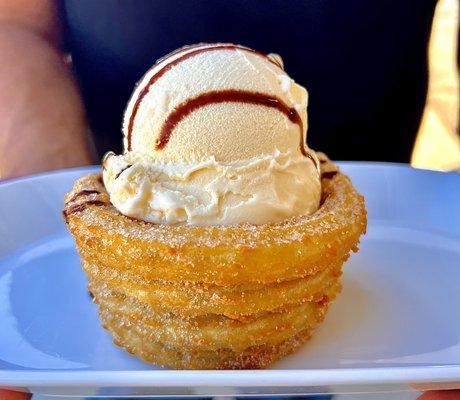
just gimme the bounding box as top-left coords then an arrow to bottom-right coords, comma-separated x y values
103,43 -> 321,225
123,43 -> 311,162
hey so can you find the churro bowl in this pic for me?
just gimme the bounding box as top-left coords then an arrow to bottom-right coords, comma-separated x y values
63,155 -> 366,369
64,43 -> 367,369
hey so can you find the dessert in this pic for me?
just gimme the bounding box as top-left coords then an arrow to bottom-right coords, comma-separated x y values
63,43 -> 367,369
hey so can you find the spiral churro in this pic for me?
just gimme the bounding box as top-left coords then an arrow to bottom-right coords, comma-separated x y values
64,44 -> 366,369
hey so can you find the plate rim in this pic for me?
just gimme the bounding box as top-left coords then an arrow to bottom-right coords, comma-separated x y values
1,365 -> 460,387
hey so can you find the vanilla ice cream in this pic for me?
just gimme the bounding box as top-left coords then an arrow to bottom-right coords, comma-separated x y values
103,43 -> 321,225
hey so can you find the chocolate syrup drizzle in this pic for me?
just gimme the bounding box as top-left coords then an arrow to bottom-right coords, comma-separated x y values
63,200 -> 106,223
321,170 -> 338,180
154,89 -> 308,156
126,43 -> 283,151
115,165 -> 132,180
66,190 -> 100,205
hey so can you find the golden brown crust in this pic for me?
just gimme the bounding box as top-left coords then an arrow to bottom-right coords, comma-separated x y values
84,259 -> 342,318
64,157 -> 366,286
91,280 -> 339,352
64,155 -> 367,369
105,312 -> 315,369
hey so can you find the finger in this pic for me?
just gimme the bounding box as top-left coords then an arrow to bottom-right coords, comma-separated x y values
418,390 -> 460,400
0,389 -> 32,400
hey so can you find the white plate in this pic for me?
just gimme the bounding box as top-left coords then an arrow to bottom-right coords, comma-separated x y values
0,163 -> 459,397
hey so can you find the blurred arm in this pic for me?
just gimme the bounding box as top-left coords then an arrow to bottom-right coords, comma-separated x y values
0,0 -> 93,180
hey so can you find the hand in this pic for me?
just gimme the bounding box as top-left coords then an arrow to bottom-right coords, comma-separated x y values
418,390 -> 460,399
0,389 -> 31,400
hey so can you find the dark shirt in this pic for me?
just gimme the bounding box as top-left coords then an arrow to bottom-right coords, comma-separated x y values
62,0 -> 438,162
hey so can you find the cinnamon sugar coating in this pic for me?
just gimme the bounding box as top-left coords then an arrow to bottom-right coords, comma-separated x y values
63,155 -> 367,369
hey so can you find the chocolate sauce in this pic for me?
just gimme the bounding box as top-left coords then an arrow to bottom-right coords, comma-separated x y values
154,89 -> 307,157
319,193 -> 329,207
321,170 -> 338,180
63,200 -> 106,223
316,295 -> 329,307
66,190 -> 100,205
153,43 -> 209,67
101,151 -> 115,171
305,152 -> 318,169
115,165 -> 132,180
127,44 -> 282,150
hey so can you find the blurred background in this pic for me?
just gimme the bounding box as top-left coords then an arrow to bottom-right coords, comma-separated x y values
0,0 -> 459,180
411,0 -> 460,171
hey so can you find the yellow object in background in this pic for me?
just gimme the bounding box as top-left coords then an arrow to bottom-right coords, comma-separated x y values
411,0 -> 460,171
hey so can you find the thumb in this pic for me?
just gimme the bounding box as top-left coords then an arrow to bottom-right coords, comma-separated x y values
418,390 -> 460,400
0,389 -> 31,400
